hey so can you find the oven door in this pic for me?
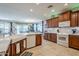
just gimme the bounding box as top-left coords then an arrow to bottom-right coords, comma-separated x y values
57,34 -> 69,47
57,35 -> 68,43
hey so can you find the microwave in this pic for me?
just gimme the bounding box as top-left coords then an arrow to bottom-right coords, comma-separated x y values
59,21 -> 70,27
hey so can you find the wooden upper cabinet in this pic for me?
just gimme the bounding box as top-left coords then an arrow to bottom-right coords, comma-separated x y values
58,11 -> 71,22
58,14 -> 64,22
69,35 -> 79,49
46,11 -> 71,27
46,19 -> 52,28
77,11 -> 79,26
46,20 -> 49,28
71,12 -> 78,27
63,11 -> 71,21
46,17 -> 58,28
51,17 -> 58,27
51,19 -> 54,27
54,18 -> 58,27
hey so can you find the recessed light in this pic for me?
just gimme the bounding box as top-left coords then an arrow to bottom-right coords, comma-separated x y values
36,3 -> 40,5
30,9 -> 33,12
64,3 -> 68,6
51,9 -> 55,12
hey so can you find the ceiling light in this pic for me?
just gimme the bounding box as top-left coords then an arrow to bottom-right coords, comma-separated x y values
30,9 -> 33,12
36,3 -> 40,5
64,3 -> 68,6
51,9 -> 55,12
48,5 -> 53,8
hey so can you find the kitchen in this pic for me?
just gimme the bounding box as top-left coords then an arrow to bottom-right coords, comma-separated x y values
0,3 -> 79,56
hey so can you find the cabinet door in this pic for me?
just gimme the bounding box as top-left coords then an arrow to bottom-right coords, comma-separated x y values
48,19 -> 52,28
44,33 -> 48,40
48,33 -> 51,41
52,19 -> 55,27
69,35 -> 79,49
54,18 -> 58,27
58,14 -> 64,22
12,43 -> 16,56
63,12 -> 71,21
20,39 -> 26,53
50,33 -> 57,43
36,34 -> 42,46
77,12 -> 79,26
51,19 -> 54,27
63,13 -> 68,21
46,20 -> 49,28
51,18 -> 58,28
71,12 -> 78,27
46,19 -> 52,28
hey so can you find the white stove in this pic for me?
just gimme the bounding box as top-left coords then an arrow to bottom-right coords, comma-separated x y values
57,34 -> 69,47
57,21 -> 71,47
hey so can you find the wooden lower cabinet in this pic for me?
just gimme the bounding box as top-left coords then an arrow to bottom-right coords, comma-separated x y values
5,44 -> 12,56
50,33 -> 57,43
69,35 -> 79,50
36,34 -> 42,46
44,33 -> 48,40
6,38 -> 27,56
20,39 -> 27,53
44,33 -> 57,43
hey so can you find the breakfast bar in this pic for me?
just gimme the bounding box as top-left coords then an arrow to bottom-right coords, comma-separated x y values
0,33 -> 42,56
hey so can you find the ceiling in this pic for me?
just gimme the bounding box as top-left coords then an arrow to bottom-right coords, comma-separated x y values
0,3 -> 78,23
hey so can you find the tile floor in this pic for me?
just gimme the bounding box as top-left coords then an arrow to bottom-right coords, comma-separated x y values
23,39 -> 79,56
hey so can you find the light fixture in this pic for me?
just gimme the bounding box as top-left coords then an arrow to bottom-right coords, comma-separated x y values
64,3 -> 68,6
51,9 -> 55,12
36,3 -> 40,5
30,9 -> 33,12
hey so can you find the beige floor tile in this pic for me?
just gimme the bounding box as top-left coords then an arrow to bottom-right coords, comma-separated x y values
23,39 -> 79,56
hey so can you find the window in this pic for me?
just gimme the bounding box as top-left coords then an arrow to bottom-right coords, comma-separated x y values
36,22 -> 43,32
33,24 -> 37,32
0,21 -> 10,36
0,21 -> 43,36
15,23 -> 29,34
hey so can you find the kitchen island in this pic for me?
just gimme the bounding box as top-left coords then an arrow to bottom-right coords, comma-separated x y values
0,32 -> 42,56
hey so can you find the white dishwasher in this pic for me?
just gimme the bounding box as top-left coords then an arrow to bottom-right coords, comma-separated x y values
27,35 -> 36,48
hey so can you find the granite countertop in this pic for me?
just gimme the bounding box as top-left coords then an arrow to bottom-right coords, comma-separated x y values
10,32 -> 42,43
18,32 -> 42,35
0,32 -> 42,43
69,33 -> 79,35
57,33 -> 79,35
0,38 -> 11,52
8,35 -> 27,43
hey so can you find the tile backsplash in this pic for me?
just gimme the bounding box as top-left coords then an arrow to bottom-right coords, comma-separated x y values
44,28 -> 58,33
